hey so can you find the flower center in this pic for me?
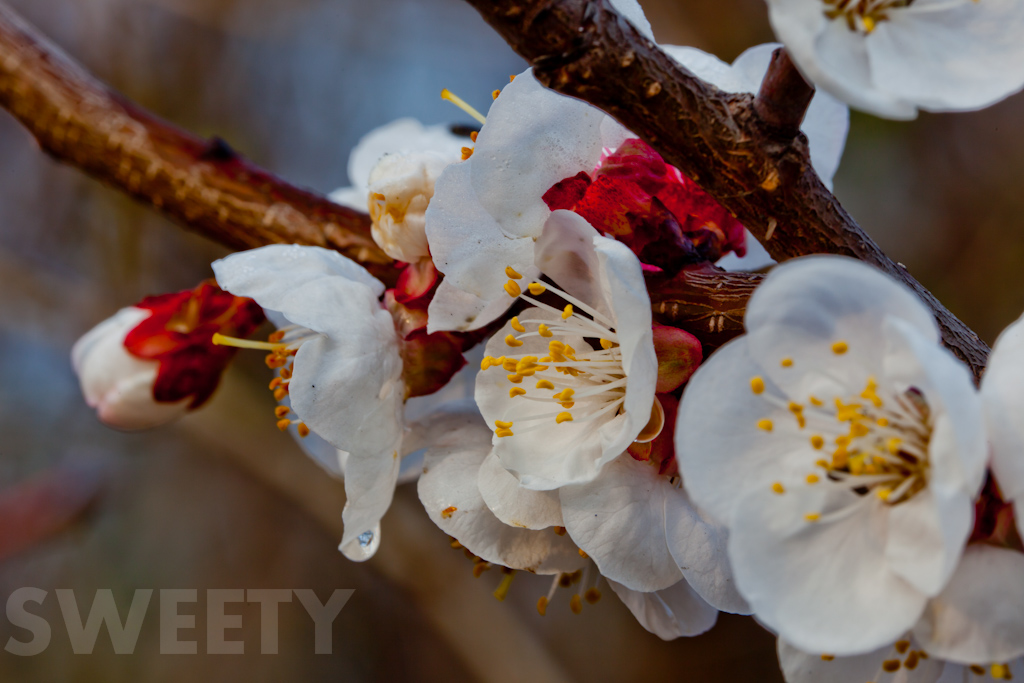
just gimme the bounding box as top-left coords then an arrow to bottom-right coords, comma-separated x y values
822,0 -> 915,33
752,340 -> 933,517
481,267 -> 627,438
212,326 -> 323,437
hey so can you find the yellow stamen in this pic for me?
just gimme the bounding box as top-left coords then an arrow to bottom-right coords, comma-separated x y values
528,283 -> 546,295
820,654 -> 835,662
502,358 -> 517,372
505,334 -> 524,347
578,548 -> 589,559
495,420 -> 513,429
536,379 -> 555,390
757,419 -> 773,432
504,280 -> 522,297
538,324 -> 554,338
751,376 -> 765,394
816,459 -> 829,468
832,340 -> 849,355
804,513 -> 821,522
536,596 -> 549,616
296,423 -> 310,438
809,395 -> 823,407
882,659 -> 900,673
441,506 -> 457,519
887,437 -> 902,455
811,435 -> 825,449
511,317 -> 526,333
584,588 -> 601,604
877,417 -> 889,427
276,419 -> 291,432
212,333 -> 283,351
992,664 -> 1012,680
600,339 -> 614,350
806,474 -> 820,484
493,570 -> 516,601
274,405 -> 291,418
556,412 -> 573,424
876,488 -> 892,501
781,357 -> 794,368
561,304 -> 573,320
895,641 -> 910,654
505,266 -> 522,279
509,387 -> 527,398
772,482 -> 785,494
440,88 -> 487,125
862,15 -> 876,32
491,89 -> 500,100
507,374 -> 524,384
495,428 -> 514,438
461,147 -> 474,161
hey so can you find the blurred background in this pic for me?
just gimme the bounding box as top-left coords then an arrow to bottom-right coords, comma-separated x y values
0,0 -> 1021,680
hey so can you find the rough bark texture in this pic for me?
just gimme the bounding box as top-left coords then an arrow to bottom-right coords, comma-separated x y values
0,3 -> 399,286
462,0 -> 990,380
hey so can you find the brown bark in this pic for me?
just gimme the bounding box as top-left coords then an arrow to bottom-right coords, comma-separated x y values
0,3 -> 399,286
462,0 -> 990,380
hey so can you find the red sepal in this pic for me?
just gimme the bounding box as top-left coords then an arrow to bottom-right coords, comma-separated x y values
124,281 -> 264,408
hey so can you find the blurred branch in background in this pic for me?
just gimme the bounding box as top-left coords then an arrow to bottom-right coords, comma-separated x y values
0,2 -> 398,285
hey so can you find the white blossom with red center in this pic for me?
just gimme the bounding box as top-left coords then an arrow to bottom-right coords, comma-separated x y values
71,281 -> 263,430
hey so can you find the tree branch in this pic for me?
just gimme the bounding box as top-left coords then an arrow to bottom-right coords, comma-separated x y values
0,3 -> 399,286
462,0 -> 990,380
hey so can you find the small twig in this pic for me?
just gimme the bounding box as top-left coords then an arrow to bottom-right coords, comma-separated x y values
0,3 -> 399,286
461,0 -> 990,380
754,48 -> 815,137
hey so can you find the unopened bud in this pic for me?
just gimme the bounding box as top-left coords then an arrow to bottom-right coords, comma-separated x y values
367,152 -> 450,263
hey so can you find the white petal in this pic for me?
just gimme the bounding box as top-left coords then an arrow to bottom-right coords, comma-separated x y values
478,452 -> 564,530
560,454 -> 683,592
607,579 -> 718,641
664,487 -> 750,614
728,483 -> 928,655
471,70 -> 608,240
534,211 -> 613,320
344,117 -> 465,194
677,337 -> 821,525
868,1 -> 1024,113
607,0 -> 654,42
982,314 -> 1024,526
339,448 -> 401,562
778,637 -> 945,683
765,0 -> 919,119
416,419 -> 587,574
285,290 -> 404,457
744,256 -> 938,398
915,544 -> 1024,663
426,280 -> 516,334
424,160 -> 537,329
213,243 -> 384,304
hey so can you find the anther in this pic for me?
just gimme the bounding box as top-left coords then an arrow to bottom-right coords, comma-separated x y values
781,357 -> 794,368
895,641 -> 910,654
772,482 -> 785,494
269,377 -> 283,390
505,266 -> 522,279
528,283 -> 546,295
584,588 -> 601,604
440,89 -> 487,125
811,435 -> 825,449
553,526 -> 567,536
507,374 -> 524,384
536,379 -> 555,390
461,147 -> 474,160
276,418 -> 291,431
492,89 -> 500,99
804,513 -> 821,522
751,376 -> 765,394
569,594 -> 583,615
273,386 -> 289,401
509,387 -> 527,398
505,334 -> 524,347
882,659 -> 901,673
442,506 -> 457,519
992,664 -> 1011,679
806,474 -> 820,484
556,412 -> 573,424
470,131 -> 478,143
757,419 -> 773,432
578,548 -> 589,559
561,304 -> 573,320
274,405 -> 291,418
539,324 -> 553,338
832,340 -> 849,355
600,339 -> 614,350
536,596 -> 549,616
904,651 -> 920,670
820,654 -> 835,662
296,423 -> 310,438
511,317 -> 526,333
504,280 -> 522,298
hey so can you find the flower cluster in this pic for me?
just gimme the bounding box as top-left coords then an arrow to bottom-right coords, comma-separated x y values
68,0 -> 1024,674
